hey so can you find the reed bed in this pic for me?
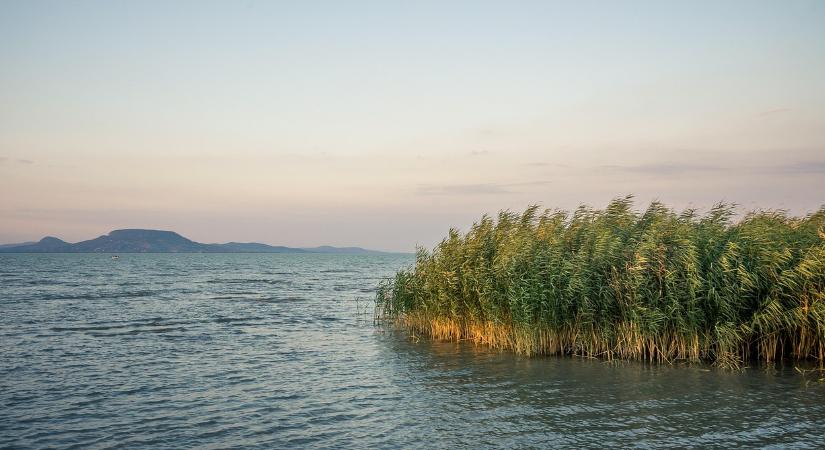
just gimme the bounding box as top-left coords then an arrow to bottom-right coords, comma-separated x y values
376,197 -> 825,368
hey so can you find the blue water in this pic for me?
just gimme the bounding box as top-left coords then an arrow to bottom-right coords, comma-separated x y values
1,253 -> 824,449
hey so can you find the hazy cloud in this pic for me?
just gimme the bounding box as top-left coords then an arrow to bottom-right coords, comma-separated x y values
770,160 -> 825,174
0,157 -> 35,165
474,127 -> 498,137
759,108 -> 791,116
469,150 -> 490,156
601,163 -> 728,175
418,183 -> 509,195
417,181 -> 549,196
599,155 -> 825,177
525,162 -> 572,168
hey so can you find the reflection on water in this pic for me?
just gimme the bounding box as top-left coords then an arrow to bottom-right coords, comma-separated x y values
1,254 -> 823,448
379,335 -> 825,447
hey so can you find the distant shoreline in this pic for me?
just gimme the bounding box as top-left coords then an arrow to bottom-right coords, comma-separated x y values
0,251 -> 412,255
0,228 -> 405,255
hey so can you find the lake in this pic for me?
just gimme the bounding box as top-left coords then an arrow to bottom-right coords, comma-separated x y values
1,254 -> 823,448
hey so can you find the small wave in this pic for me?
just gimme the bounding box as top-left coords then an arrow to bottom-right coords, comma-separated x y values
53,316 -> 267,333
205,278 -> 288,285
51,319 -> 195,332
89,326 -> 187,336
223,295 -> 306,303
38,290 -> 160,301
267,295 -> 306,302
212,291 -> 260,296
213,317 -> 253,324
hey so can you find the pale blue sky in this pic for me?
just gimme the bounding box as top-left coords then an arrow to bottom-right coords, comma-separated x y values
1,1 -> 824,251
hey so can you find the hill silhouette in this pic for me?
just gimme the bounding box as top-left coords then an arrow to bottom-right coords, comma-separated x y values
0,229 -> 391,254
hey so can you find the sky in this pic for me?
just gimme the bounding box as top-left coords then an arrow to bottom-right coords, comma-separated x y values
1,1 -> 824,252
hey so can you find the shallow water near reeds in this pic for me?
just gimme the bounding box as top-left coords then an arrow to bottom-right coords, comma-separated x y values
2,253 -> 824,449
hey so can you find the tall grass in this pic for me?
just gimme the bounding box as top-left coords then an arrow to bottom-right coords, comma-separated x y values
377,197 -> 825,368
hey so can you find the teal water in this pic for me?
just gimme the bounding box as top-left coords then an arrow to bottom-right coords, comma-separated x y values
1,253 -> 824,448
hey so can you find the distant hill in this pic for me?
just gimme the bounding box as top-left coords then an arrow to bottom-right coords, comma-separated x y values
0,241 -> 36,249
0,237 -> 72,252
73,230 -> 213,253
0,229 -> 394,254
218,242 -> 309,253
300,245 -> 387,255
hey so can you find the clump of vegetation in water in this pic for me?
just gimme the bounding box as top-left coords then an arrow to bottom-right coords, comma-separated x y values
376,196 -> 825,369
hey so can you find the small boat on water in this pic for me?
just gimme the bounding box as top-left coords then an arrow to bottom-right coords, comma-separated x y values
111,255 -> 119,260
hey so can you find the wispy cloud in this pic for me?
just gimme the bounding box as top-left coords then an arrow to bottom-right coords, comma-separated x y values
416,181 -> 549,196
598,154 -> 825,177
601,163 -> 728,176
525,162 -> 571,168
474,127 -> 498,137
769,160 -> 825,174
0,157 -> 35,165
418,183 -> 509,195
758,108 -> 791,116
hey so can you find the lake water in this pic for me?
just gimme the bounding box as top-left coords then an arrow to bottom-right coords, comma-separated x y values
1,253 -> 824,449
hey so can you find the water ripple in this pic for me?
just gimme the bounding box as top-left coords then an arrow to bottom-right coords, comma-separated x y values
1,253 -> 823,449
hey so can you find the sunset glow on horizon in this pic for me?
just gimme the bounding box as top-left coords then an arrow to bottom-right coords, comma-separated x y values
2,1 -> 824,251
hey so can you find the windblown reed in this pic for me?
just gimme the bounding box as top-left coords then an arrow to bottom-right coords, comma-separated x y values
377,197 -> 825,368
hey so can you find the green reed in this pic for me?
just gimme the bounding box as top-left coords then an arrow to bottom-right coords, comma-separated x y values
376,196 -> 825,368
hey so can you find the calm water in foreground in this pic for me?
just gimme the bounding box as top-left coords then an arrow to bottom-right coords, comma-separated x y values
1,254 -> 824,449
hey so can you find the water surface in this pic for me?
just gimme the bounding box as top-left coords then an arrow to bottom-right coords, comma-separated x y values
1,254 -> 823,448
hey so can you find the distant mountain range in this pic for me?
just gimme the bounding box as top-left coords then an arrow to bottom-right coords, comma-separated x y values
0,229 -> 394,254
